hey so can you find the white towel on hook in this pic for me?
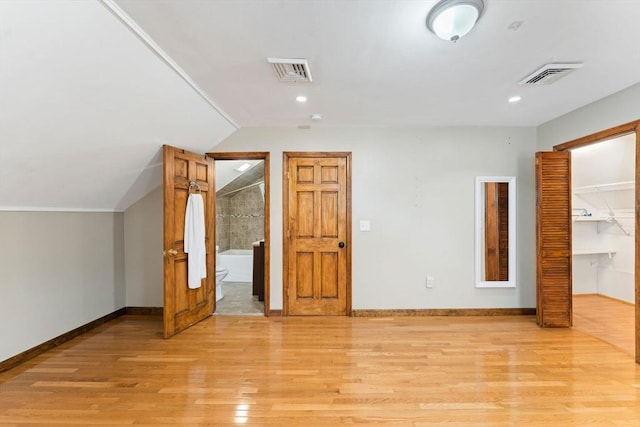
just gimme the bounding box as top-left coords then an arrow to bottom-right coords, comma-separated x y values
184,193 -> 207,289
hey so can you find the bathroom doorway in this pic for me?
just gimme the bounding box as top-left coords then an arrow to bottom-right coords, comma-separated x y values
208,152 -> 270,316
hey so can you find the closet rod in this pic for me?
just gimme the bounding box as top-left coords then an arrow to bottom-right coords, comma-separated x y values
572,208 -> 591,216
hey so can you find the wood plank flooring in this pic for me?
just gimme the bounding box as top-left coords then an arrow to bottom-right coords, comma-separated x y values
573,294 -> 635,356
1,314 -> 639,426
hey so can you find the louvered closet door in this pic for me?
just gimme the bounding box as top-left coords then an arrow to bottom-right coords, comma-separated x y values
536,151 -> 572,327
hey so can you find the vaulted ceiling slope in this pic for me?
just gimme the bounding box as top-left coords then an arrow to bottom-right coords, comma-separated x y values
0,0 -> 236,211
2,1 -> 640,211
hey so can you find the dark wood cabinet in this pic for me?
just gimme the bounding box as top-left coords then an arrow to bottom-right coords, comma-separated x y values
252,240 -> 265,301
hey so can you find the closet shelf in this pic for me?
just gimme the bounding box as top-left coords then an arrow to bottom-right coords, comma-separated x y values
573,248 -> 616,259
573,181 -> 634,194
572,216 -> 607,222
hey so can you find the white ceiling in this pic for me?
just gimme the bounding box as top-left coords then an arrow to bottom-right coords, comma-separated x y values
1,0 -> 639,211
215,160 -> 262,191
114,0 -> 640,127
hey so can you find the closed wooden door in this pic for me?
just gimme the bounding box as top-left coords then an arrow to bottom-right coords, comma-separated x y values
163,145 -> 215,338
284,153 -> 351,316
536,151 -> 572,327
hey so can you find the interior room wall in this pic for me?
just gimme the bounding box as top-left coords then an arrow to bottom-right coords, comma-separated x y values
0,211 -> 125,362
537,83 -> 640,150
122,84 -> 639,311
538,84 -> 639,304
213,126 -> 537,311
124,187 -> 163,307
118,84 -> 640,311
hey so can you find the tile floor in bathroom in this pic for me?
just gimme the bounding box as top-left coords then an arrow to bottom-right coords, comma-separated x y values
215,281 -> 264,315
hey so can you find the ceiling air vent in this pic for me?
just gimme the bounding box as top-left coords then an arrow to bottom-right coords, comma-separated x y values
519,62 -> 583,85
267,58 -> 312,83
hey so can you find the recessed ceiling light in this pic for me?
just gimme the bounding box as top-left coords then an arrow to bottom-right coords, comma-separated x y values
508,95 -> 522,103
296,95 -> 307,103
310,113 -> 322,121
235,162 -> 251,172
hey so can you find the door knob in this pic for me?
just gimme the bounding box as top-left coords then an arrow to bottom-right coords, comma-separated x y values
164,248 -> 178,257
338,242 -> 345,248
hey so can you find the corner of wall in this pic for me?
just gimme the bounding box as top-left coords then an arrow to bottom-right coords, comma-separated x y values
537,83 -> 640,150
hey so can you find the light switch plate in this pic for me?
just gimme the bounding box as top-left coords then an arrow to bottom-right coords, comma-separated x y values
359,220 -> 371,231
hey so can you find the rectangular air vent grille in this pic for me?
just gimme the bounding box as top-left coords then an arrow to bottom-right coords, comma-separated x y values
267,58 -> 312,82
519,63 -> 583,85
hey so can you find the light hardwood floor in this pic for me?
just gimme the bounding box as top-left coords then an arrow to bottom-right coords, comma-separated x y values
1,314 -> 639,426
573,294 -> 635,356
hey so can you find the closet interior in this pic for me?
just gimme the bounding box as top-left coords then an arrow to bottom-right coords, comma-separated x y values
571,134 -> 635,304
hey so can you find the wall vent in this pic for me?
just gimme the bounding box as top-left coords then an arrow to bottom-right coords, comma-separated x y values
267,58 -> 312,82
519,62 -> 583,85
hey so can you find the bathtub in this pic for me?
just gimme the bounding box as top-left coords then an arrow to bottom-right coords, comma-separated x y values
219,249 -> 253,282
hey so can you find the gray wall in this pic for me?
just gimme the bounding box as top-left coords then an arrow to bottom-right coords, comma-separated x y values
214,126 -> 538,311
0,211 -> 125,361
124,187 -> 163,307
537,83 -> 640,150
121,126 -> 538,310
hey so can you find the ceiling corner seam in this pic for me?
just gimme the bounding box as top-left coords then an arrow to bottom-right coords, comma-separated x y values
98,0 -> 239,130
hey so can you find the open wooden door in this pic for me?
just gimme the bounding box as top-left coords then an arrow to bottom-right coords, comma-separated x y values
163,145 -> 215,338
536,151 -> 572,327
284,152 -> 351,316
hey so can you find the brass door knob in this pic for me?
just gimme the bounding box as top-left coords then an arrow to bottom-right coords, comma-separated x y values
164,248 -> 179,257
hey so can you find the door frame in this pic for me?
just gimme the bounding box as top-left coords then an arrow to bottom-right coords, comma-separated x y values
206,151 -> 271,316
552,120 -> 640,363
282,151 -> 353,316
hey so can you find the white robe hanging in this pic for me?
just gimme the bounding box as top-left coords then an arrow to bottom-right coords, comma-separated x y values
184,193 -> 207,289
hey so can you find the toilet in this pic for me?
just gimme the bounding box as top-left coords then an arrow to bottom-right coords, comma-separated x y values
215,246 -> 228,302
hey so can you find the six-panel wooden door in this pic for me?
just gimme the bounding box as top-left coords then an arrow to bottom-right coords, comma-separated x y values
163,145 -> 215,338
284,153 -> 351,316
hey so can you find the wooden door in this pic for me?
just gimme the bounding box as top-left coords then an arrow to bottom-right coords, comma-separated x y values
163,145 -> 215,338
284,153 -> 351,316
536,151 -> 572,327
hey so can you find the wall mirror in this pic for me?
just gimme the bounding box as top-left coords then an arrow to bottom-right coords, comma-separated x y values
475,176 -> 516,288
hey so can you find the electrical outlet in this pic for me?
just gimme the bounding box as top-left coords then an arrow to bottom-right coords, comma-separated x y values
426,276 -> 435,288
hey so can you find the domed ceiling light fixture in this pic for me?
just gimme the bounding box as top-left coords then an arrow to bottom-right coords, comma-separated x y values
426,0 -> 485,42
